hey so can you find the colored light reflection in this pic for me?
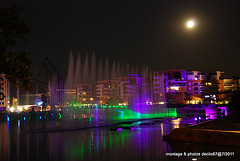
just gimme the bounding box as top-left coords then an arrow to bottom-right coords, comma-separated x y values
64,104 -> 177,121
117,128 -> 122,131
6,115 -> 9,122
59,113 -> 62,119
111,108 -> 177,120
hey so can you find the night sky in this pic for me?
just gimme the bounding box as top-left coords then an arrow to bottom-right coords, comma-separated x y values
2,0 -> 240,78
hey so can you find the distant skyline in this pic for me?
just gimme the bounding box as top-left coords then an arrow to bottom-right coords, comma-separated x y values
2,0 -> 240,78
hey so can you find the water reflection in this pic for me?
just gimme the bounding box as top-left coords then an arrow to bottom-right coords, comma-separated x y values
1,118 -> 238,161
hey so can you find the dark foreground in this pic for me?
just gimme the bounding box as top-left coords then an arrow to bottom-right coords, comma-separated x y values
1,117 -> 240,161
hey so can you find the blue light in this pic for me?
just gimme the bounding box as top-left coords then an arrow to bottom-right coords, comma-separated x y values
23,117 -> 26,121
194,118 -> 197,121
39,116 -> 42,120
7,115 -> 9,122
117,110 -> 124,114
199,117 -> 201,120
37,101 -> 43,106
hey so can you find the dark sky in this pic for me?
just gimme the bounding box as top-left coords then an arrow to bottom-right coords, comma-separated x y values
2,0 -> 240,78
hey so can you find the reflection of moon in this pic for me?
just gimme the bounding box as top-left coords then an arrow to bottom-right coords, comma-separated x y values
187,20 -> 195,28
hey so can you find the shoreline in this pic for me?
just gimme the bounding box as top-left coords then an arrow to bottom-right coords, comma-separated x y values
163,114 -> 240,147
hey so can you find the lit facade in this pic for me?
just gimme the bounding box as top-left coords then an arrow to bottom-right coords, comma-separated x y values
223,78 -> 239,91
118,74 -> 142,105
71,69 -> 234,107
153,70 -> 225,105
0,74 -> 8,111
76,84 -> 93,104
185,71 -> 224,104
153,70 -> 187,104
96,80 -> 118,105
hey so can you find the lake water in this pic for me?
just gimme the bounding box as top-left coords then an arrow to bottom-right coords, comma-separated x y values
0,118 -> 239,161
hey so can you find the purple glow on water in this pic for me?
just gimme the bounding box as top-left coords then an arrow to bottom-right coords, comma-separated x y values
2,117 -> 233,161
117,128 -> 122,131
130,127 -> 136,130
129,74 -> 138,77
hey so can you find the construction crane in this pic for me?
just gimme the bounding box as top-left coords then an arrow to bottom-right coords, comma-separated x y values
32,57 -> 64,110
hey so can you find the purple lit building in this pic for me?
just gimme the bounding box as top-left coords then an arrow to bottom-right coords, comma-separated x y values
153,70 -> 224,106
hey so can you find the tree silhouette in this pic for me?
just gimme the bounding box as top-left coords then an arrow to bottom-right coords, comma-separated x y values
0,4 -> 33,99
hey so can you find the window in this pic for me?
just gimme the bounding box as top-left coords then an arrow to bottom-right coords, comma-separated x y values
206,82 -> 212,86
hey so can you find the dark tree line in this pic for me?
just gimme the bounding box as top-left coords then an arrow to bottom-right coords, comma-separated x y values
0,4 -> 32,99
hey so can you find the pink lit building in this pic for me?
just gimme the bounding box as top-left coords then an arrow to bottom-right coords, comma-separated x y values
153,70 -> 224,105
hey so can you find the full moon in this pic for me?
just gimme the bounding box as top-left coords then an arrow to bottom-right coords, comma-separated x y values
187,20 -> 195,28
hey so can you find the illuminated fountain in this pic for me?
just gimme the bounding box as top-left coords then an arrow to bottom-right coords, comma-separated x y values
49,51 -> 176,121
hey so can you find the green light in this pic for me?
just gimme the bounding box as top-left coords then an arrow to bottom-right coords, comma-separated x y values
109,133 -> 112,149
58,113 -> 62,119
103,135 -> 106,152
81,143 -> 84,160
109,108 -> 177,120
62,103 -> 177,121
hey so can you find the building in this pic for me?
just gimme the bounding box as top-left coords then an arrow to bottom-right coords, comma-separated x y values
153,70 -> 224,106
0,74 -> 8,112
185,71 -> 224,104
76,84 -> 93,104
96,80 -> 118,105
72,69 -> 232,107
153,70 -> 187,105
117,74 -> 142,106
223,78 -> 239,91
